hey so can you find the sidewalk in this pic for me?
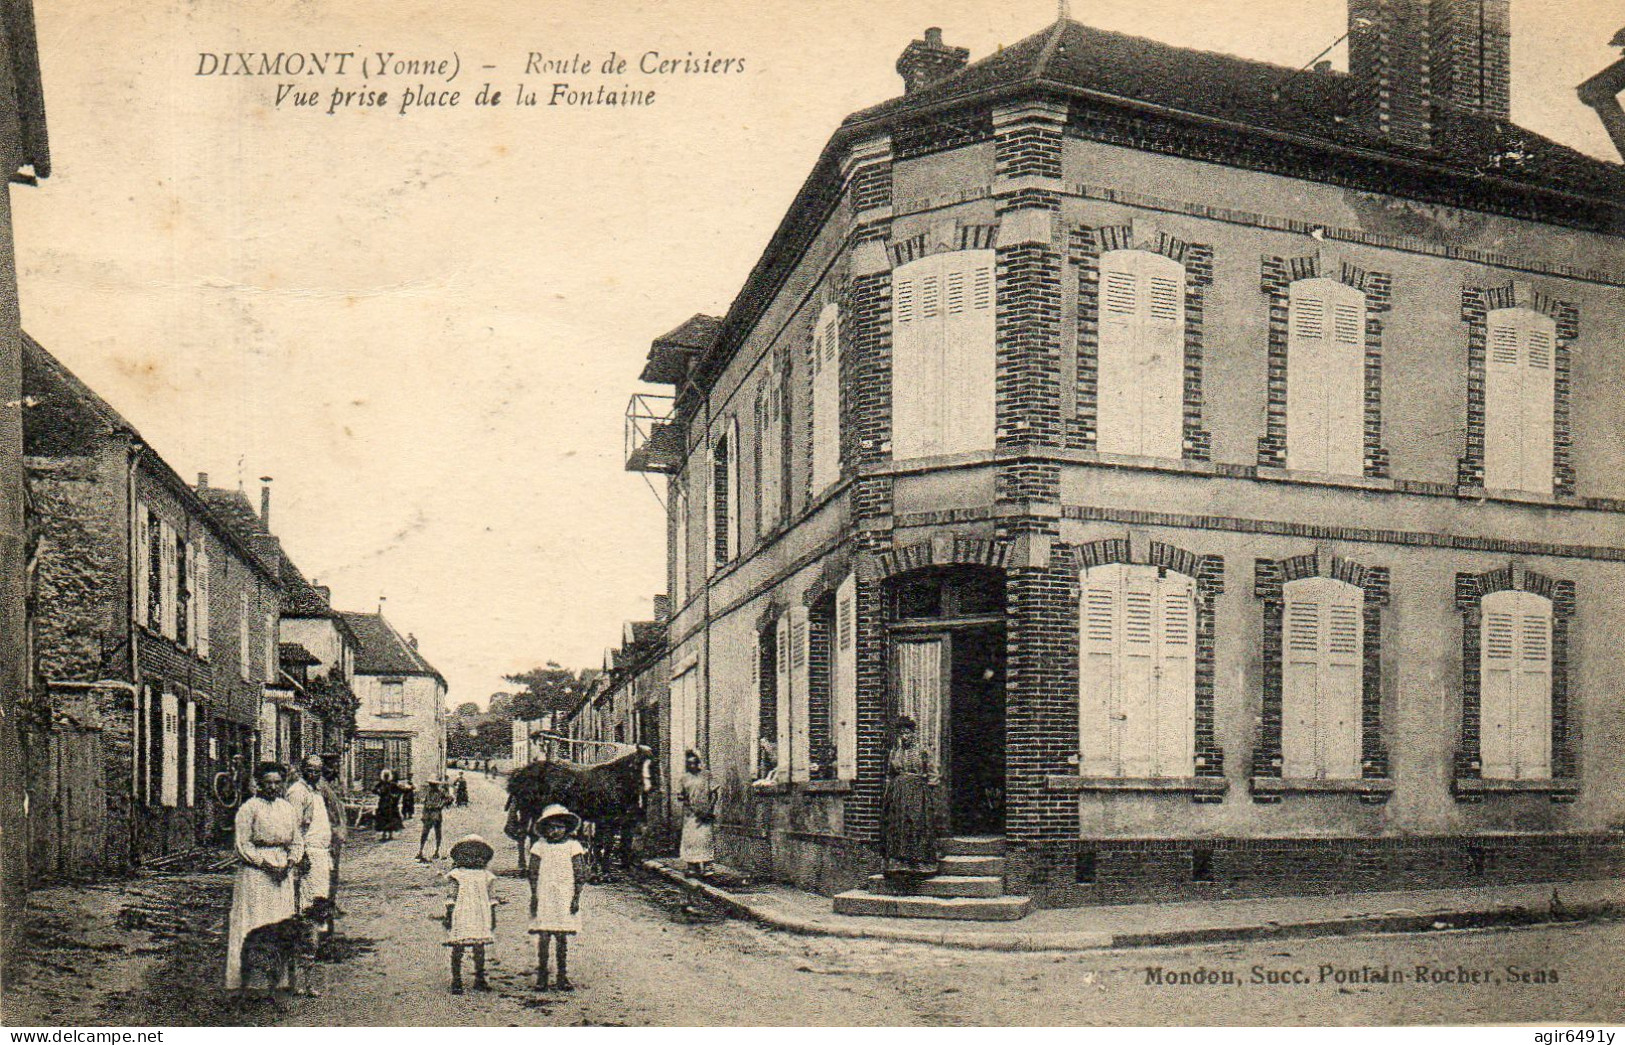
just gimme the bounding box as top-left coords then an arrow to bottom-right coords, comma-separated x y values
644,857 -> 1624,952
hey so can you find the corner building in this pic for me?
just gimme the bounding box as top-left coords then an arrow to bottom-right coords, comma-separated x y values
630,7 -> 1625,906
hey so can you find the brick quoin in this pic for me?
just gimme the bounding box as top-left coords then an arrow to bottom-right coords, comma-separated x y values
995,243 -> 1064,449
995,119 -> 1063,181
1003,550 -> 1080,857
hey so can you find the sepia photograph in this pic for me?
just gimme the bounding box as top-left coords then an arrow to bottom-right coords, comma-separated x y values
1,0 -> 1623,1029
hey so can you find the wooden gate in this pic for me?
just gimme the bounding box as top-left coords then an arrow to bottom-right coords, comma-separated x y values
27,724 -> 109,882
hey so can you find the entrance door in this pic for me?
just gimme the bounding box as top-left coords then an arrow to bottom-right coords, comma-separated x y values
948,625 -> 1006,835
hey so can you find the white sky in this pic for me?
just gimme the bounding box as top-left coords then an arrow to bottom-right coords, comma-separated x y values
14,0 -> 1621,708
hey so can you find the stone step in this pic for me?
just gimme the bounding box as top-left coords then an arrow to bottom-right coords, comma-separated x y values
938,854 -> 1005,877
833,890 -> 1032,921
866,874 -> 1005,899
939,835 -> 1006,857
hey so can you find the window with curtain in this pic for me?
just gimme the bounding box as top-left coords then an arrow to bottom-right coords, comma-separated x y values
1484,307 -> 1556,494
891,250 -> 995,459
1286,278 -> 1366,475
1096,250 -> 1185,458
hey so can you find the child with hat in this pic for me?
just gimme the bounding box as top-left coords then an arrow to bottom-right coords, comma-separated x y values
443,835 -> 499,994
526,804 -> 586,991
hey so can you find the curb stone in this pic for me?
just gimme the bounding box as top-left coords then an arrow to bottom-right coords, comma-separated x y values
641,859 -> 1620,954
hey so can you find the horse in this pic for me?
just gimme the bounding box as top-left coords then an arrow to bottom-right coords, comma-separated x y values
504,745 -> 653,875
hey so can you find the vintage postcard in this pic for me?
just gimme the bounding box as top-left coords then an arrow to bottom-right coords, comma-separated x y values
2,0 -> 1623,1029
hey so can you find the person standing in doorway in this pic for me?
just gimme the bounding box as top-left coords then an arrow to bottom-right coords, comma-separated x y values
373,769 -> 404,841
678,750 -> 716,877
225,763 -> 305,990
882,716 -> 938,885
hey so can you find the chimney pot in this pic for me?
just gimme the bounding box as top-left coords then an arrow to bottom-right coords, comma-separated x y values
1314,60 -> 1332,74
897,27 -> 970,95
259,476 -> 273,528
924,26 -> 943,46
197,472 -> 209,491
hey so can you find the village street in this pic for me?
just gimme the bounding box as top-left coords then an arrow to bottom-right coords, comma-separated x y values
6,772 -> 1623,1027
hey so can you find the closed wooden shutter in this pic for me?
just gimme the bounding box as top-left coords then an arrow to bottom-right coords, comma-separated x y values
1481,590 -> 1552,780
834,574 -> 858,780
1484,308 -> 1557,494
750,629 -> 762,775
195,547 -> 210,658
726,417 -> 740,561
1521,322 -> 1555,494
184,698 -> 197,807
1282,577 -> 1364,779
161,689 -> 179,807
1079,563 -> 1196,777
775,614 -> 792,782
1096,252 -> 1186,458
136,505 -> 151,628
943,252 -> 996,456
1287,279 -> 1365,475
789,606 -> 811,782
760,370 -> 781,530
812,303 -> 841,494
159,518 -> 177,639
891,262 -> 940,458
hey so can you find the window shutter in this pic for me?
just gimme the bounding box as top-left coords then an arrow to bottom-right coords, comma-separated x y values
893,252 -> 994,460
1479,600 -> 1518,779
1286,285 -> 1329,473
1096,263 -> 1141,456
1078,566 -> 1122,776
183,541 -> 196,649
1484,316 -> 1522,491
750,630 -> 763,776
1118,573 -> 1158,777
726,416 -> 741,561
239,590 -> 251,681
265,611 -> 277,684
185,699 -> 197,807
1325,296 -> 1366,477
135,506 -> 151,628
1153,573 -> 1196,777
159,519 -> 177,639
812,303 -> 841,494
1515,603 -> 1553,779
194,547 -> 210,658
1521,324 -> 1555,495
943,253 -> 996,456
775,614 -> 792,782
1322,600 -> 1363,779
789,606 -> 811,782
834,573 -> 858,780
1141,267 -> 1186,460
160,689 -> 179,807
1282,592 -> 1322,779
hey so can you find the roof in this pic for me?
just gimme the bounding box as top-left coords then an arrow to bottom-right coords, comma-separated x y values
639,314 -> 724,385
338,610 -> 447,686
22,335 -> 279,584
683,17 -> 1625,398
278,642 -> 320,667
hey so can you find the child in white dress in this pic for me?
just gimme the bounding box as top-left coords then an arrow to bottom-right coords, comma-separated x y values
527,804 -> 586,991
443,835 -> 499,994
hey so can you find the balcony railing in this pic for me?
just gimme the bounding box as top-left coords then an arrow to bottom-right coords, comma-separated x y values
625,393 -> 684,474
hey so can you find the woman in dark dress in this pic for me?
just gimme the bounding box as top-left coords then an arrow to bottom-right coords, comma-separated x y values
882,716 -> 938,883
374,769 -> 404,840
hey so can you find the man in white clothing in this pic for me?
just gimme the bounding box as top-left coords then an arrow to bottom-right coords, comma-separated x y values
286,755 -> 334,909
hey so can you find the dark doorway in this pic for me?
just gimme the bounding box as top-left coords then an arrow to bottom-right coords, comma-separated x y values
948,624 -> 1006,835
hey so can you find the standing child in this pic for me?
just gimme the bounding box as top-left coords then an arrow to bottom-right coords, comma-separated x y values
443,835 -> 499,994
527,804 -> 586,991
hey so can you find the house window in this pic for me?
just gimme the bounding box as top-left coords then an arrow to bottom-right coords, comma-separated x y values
1480,589 -> 1552,780
1078,563 -> 1195,778
1484,308 -> 1556,494
774,607 -> 812,783
238,589 -> 251,682
891,250 -> 995,460
1286,278 -> 1366,475
754,358 -> 783,536
1096,250 -> 1185,458
710,418 -> 739,568
176,534 -> 191,648
195,547 -> 210,659
160,689 -> 180,807
1281,576 -> 1363,780
754,623 -> 778,781
811,302 -> 841,494
672,480 -> 688,609
379,679 -> 406,716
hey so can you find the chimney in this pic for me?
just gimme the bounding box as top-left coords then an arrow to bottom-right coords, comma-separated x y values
259,476 -> 273,529
1429,0 -> 1510,120
313,584 -> 332,606
897,27 -> 969,95
1348,0 -> 1434,149
407,632 -> 418,650
196,472 -> 209,491
652,594 -> 671,622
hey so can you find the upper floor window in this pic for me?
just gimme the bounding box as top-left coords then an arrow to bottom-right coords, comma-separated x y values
1484,307 -> 1556,495
1281,576 -> 1362,780
892,250 -> 995,460
811,303 -> 841,495
1286,278 -> 1365,475
710,418 -> 739,569
380,679 -> 406,716
1480,589 -> 1552,780
753,356 -> 784,536
1078,563 -> 1195,778
1097,250 -> 1185,458
671,480 -> 688,609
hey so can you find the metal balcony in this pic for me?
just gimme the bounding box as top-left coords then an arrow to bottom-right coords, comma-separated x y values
625,393 -> 684,474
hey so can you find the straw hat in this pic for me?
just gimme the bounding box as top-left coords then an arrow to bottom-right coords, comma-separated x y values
449,835 -> 495,868
537,804 -> 581,834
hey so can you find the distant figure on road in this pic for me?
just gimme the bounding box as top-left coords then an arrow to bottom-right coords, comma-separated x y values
373,770 -> 404,841
401,779 -> 418,819
454,773 -> 469,807
528,805 -> 586,991
226,763 -> 305,990
418,781 -> 448,861
443,835 -> 498,994
678,750 -> 716,877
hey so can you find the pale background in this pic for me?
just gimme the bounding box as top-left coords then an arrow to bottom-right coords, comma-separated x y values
14,0 -> 1621,709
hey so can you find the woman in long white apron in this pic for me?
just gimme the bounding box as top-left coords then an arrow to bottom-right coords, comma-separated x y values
225,763 -> 305,989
